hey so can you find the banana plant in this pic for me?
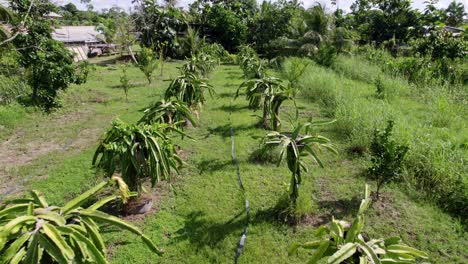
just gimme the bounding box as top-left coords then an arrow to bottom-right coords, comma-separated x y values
235,75 -> 288,130
0,178 -> 162,264
138,99 -> 197,128
164,72 -> 214,112
92,119 -> 183,194
289,185 -> 428,263
263,121 -> 337,210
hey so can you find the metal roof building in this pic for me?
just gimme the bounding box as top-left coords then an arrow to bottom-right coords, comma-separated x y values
52,26 -> 103,44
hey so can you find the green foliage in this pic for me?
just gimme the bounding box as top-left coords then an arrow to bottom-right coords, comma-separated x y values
138,99 -> 197,128
280,57 -> 309,90
138,47 -> 159,84
119,64 -> 131,101
368,120 -> 409,198
74,61 -> 92,85
262,121 -> 337,216
135,2 -> 186,57
92,119 -> 183,193
315,44 -> 337,67
252,0 -> 299,56
164,72 -> 214,110
180,52 -> 217,77
236,75 -> 290,130
9,0 -> 78,110
0,180 -> 162,263
0,75 -> 30,105
290,185 -> 429,263
411,30 -> 467,60
204,4 -> 248,51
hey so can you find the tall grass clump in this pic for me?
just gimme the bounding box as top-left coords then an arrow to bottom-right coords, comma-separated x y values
0,75 -> 31,105
334,97 -> 391,152
298,61 -> 341,116
332,55 -> 383,84
404,136 -> 467,222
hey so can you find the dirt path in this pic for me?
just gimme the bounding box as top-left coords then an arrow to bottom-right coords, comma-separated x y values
0,109 -> 108,198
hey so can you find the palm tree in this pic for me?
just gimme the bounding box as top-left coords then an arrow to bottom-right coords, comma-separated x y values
92,119 -> 183,194
444,1 -> 466,26
263,121 -> 337,211
138,99 -> 197,128
164,72 -> 214,113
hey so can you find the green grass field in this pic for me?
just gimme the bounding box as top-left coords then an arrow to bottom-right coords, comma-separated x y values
0,59 -> 466,263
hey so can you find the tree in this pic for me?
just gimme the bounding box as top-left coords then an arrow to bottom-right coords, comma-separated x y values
368,120 -> 408,198
262,121 -> 337,215
138,47 -> 159,84
92,119 -> 184,194
204,4 -> 248,51
10,0 -> 77,109
0,180 -> 162,263
252,0 -> 300,55
444,1 -> 466,27
135,0 -> 186,57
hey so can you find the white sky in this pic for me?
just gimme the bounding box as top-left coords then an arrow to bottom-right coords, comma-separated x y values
53,0 -> 468,13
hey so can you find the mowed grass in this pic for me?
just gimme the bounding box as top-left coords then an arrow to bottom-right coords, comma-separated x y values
0,59 -> 466,263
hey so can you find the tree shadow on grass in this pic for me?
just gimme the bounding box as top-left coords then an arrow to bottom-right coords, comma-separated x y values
214,104 -> 249,112
205,123 -> 257,138
218,92 -> 234,98
196,159 -> 232,175
317,196 -> 361,220
171,205 -> 284,250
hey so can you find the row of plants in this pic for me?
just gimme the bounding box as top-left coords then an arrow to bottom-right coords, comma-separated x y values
0,45 -> 222,262
233,49 -> 429,263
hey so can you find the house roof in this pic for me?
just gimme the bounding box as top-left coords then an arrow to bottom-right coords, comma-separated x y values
52,26 -> 103,43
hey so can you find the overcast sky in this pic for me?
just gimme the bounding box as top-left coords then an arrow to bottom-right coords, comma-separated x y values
53,0 -> 467,13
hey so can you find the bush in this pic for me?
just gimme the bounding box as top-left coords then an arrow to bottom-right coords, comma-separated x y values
368,120 -> 409,198
314,44 -> 337,67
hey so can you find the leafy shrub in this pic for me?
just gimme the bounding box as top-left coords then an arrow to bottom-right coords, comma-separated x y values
74,61 -> 92,85
412,30 -> 467,60
119,64 -> 131,101
280,57 -> 309,89
290,185 -> 428,263
0,180 -> 162,263
368,120 -> 409,198
138,47 -> 159,84
315,44 -> 337,67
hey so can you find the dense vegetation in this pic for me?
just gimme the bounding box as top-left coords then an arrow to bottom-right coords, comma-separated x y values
0,0 -> 466,263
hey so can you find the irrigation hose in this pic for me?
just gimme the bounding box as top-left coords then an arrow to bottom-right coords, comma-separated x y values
230,128 -> 250,264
